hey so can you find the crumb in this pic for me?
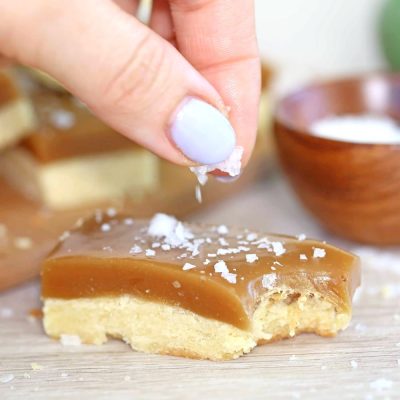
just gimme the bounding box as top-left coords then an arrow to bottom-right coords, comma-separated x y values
172,281 -> 181,289
30,363 -> 43,371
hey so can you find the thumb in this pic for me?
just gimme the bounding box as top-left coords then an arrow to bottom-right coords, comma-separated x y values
0,0 -> 236,166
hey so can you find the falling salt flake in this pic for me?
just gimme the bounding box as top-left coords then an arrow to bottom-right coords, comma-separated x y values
124,376 -> 131,382
271,242 -> 286,256
190,146 -> 244,186
321,365 -> 327,371
106,207 -> 117,217
246,254 -> 258,263
246,233 -> 258,241
300,254 -> 308,261
172,280 -> 181,289
61,372 -> 68,378
145,249 -> 155,257
350,360 -> 358,369
203,259 -> 210,265
14,236 -> 33,250
0,308 -> 14,318
313,248 -> 326,258
369,378 -> 393,391
60,334 -> 81,346
262,273 -> 277,289
31,363 -> 43,371
161,244 -> 171,251
217,225 -> 229,235
0,374 -> 14,384
221,271 -> 237,284
297,233 -> 307,241
214,260 -> 229,274
101,223 -> 111,232
289,355 -> 297,361
50,109 -> 75,129
195,185 -> 202,203
183,262 -> 196,271
129,245 -> 142,254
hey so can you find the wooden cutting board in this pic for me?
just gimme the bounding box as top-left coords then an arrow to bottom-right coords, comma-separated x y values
0,137 -> 271,291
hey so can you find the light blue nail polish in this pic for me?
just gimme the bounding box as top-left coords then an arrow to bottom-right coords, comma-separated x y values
170,98 -> 236,164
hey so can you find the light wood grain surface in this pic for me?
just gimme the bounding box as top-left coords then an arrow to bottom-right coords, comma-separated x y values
1,173 -> 399,400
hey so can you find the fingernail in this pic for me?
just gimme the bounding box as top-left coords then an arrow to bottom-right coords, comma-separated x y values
170,98 -> 236,164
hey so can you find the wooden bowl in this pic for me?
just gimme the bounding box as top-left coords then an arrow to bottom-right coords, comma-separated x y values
274,73 -> 400,245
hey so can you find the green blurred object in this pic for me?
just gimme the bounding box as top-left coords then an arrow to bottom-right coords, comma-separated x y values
380,0 -> 400,70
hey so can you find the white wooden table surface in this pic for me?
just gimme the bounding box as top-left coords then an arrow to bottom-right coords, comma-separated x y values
1,172 -> 399,400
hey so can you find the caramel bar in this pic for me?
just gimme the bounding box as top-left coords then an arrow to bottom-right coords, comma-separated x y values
42,213 -> 360,360
0,70 -> 36,150
0,91 -> 159,209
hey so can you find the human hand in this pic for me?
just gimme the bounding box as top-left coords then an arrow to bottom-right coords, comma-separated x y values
0,0 -> 260,167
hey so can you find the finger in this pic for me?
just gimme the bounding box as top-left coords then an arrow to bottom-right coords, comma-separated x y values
170,0 -> 260,165
0,0 -> 236,166
113,0 -> 139,14
149,0 -> 176,44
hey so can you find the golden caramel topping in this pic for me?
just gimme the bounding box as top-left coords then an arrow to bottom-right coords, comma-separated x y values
0,71 -> 19,105
41,213 -> 360,330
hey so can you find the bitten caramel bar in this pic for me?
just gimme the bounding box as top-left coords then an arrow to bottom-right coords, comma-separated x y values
0,91 -> 158,209
0,70 -> 36,150
42,213 -> 360,360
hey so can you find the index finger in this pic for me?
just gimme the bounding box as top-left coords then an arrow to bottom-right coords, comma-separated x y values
169,0 -> 260,165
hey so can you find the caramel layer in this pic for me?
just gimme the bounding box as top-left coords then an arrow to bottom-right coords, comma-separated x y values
41,214 -> 360,331
22,92 -> 137,163
0,71 -> 19,105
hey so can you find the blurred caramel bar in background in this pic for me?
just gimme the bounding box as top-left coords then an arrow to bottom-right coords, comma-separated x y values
1,84 -> 159,210
0,70 -> 36,150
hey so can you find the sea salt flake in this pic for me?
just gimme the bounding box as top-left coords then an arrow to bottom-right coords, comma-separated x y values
300,254 -> 308,261
221,271 -> 237,284
102,246 -> 113,252
145,249 -> 156,257
313,248 -> 326,258
208,253 -> 217,258
106,207 -> 117,217
23,373 -> 31,379
50,109 -> 75,129
123,218 -> 134,225
246,254 -> 258,263
217,225 -> 229,235
203,259 -> 210,265
271,242 -> 286,256
0,373 -> 14,383
129,245 -> 142,254
218,237 -> 229,247
195,185 -> 202,203
172,280 -> 181,289
246,233 -> 258,241
350,360 -> 358,369
183,262 -> 196,271
297,233 -> 307,241
152,242 -> 161,248
161,244 -> 171,251
190,146 -> 243,186
101,223 -> 111,232
61,372 -> 68,378
214,260 -> 229,274
60,334 -> 81,346
262,273 -> 277,289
